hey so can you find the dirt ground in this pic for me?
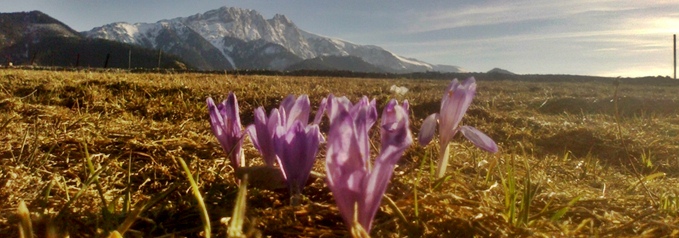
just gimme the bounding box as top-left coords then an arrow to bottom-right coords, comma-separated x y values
2,69 -> 679,237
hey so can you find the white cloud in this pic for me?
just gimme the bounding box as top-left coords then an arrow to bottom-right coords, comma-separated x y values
406,0 -> 632,33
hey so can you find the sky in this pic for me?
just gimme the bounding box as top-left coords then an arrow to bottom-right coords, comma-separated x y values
4,0 -> 679,77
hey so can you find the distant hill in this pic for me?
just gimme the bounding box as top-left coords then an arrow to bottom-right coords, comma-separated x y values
286,55 -> 385,73
0,11 -> 80,50
0,11 -> 190,69
487,67 -> 516,75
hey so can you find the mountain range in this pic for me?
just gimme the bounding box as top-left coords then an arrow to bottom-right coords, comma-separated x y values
1,7 -> 465,73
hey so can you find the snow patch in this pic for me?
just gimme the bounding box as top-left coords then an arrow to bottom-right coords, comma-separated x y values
393,54 -> 433,69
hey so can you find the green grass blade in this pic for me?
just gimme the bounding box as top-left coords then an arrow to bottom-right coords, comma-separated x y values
627,172 -> 666,191
55,164 -> 108,220
176,156 -> 211,238
82,143 -> 112,218
551,195 -> 581,221
229,174 -> 248,238
115,183 -> 178,236
124,152 -> 132,214
383,194 -> 409,224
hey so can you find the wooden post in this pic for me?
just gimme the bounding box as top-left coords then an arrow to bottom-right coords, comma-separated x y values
128,49 -> 132,70
104,53 -> 111,68
75,53 -> 80,67
674,34 -> 676,79
30,52 -> 37,66
157,50 -> 162,69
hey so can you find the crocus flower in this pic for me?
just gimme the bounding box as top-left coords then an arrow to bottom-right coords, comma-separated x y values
246,107 -> 281,166
247,94 -> 322,166
325,96 -> 413,233
245,95 -> 324,199
273,120 -> 321,205
418,77 -> 498,178
207,93 -> 244,169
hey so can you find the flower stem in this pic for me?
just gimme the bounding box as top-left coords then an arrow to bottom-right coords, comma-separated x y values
435,142 -> 451,178
290,182 -> 302,207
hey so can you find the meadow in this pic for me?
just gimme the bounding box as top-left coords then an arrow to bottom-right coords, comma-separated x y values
2,68 -> 679,237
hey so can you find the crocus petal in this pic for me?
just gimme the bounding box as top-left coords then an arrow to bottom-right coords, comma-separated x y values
246,107 -> 278,166
359,146 -> 406,232
207,93 -> 243,168
379,99 -> 413,154
325,108 -> 369,231
312,97 -> 328,144
246,108 -> 264,152
349,97 -> 378,130
207,97 -> 227,145
312,97 -> 327,125
225,93 -> 241,128
325,95 -> 377,165
418,113 -> 438,146
438,77 -> 476,145
460,126 -> 498,153
279,95 -> 296,116
245,124 -> 259,152
361,99 -> 412,232
283,95 -> 311,128
402,99 -> 410,113
326,105 -> 366,172
326,95 -> 351,123
353,100 -> 373,163
327,168 -> 365,231
326,97 -> 413,233
274,121 -> 320,190
441,78 -> 459,109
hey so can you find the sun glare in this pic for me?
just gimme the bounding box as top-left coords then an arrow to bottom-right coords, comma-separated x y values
598,65 -> 673,78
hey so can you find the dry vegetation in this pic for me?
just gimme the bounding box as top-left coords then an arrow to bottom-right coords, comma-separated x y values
2,69 -> 679,237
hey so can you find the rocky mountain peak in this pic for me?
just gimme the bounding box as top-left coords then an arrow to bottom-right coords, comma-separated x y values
82,6 -> 464,73
270,14 -> 293,26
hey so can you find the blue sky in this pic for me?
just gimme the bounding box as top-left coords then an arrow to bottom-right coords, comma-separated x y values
4,0 -> 679,77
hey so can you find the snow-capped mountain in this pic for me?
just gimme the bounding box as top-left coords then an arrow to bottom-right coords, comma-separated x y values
0,11 -> 188,69
83,6 -> 464,73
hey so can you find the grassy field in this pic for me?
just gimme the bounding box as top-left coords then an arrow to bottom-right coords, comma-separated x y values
2,68 -> 679,237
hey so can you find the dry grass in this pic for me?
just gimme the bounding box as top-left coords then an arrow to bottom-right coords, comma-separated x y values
2,69 -> 679,237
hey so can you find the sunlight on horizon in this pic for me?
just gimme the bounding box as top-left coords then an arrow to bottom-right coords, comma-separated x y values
597,65 -> 674,78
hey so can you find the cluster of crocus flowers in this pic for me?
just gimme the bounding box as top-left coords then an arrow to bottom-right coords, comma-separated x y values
324,95 -> 413,234
207,93 -> 244,169
209,94 -> 323,198
207,78 -> 497,234
245,95 -> 322,205
418,77 -> 498,178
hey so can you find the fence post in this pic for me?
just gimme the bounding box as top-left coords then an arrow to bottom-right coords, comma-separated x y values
128,49 -> 132,70
104,53 -> 111,68
674,34 -> 676,79
30,52 -> 37,66
158,50 -> 162,69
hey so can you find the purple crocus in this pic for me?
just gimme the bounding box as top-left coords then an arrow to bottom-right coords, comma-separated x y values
247,94 -> 321,166
246,107 -> 281,166
246,95 -> 324,201
207,93 -> 244,169
325,96 -> 413,233
273,120 -> 320,205
418,77 -> 498,178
